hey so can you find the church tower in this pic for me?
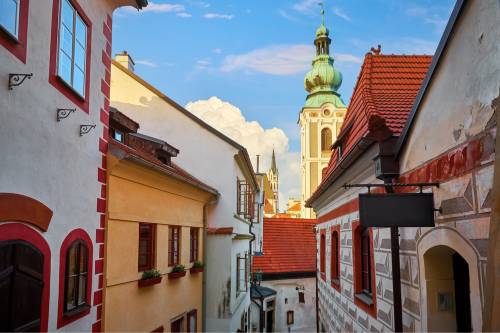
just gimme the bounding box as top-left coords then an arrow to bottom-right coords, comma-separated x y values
267,149 -> 279,213
299,6 -> 347,218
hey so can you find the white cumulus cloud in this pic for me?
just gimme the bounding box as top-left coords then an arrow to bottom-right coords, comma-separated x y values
185,97 -> 300,211
221,44 -> 361,76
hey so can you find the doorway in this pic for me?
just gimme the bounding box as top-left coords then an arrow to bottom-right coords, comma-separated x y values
0,240 -> 44,332
424,245 -> 472,332
265,310 -> 274,332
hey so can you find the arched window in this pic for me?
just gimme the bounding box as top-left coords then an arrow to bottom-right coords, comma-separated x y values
331,228 -> 340,288
321,128 -> 332,151
57,229 -> 93,328
64,240 -> 89,312
320,233 -> 326,280
352,222 -> 376,317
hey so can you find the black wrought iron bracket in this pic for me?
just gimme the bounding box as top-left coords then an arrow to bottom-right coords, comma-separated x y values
80,124 -> 96,136
9,73 -> 33,90
57,108 -> 76,122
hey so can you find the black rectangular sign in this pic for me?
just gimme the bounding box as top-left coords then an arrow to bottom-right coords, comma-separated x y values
359,193 -> 435,228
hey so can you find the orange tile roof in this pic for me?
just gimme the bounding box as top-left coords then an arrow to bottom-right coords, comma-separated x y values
253,218 -> 318,274
311,52 -> 432,200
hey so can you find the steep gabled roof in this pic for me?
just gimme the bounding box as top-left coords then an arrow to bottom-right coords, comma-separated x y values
253,218 -> 318,274
307,52 -> 432,206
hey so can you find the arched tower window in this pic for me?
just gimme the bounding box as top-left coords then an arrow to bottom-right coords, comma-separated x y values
321,128 -> 332,151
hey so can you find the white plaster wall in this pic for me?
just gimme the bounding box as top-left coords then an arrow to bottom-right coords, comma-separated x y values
0,0 -> 122,330
400,0 -> 500,173
261,278 -> 317,332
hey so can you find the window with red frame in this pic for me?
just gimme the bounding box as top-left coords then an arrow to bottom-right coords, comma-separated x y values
64,240 -> 89,314
138,223 -> 155,271
319,233 -> 326,276
331,231 -> 339,284
187,310 -> 197,332
0,0 -> 28,63
360,227 -> 372,295
57,0 -> 87,97
190,228 -> 198,263
169,226 -> 181,266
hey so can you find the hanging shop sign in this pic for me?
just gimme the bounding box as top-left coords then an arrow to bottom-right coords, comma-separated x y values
359,192 -> 435,227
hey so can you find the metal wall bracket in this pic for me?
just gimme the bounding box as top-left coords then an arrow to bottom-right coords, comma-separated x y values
80,124 -> 96,136
56,108 -> 76,122
9,73 -> 33,90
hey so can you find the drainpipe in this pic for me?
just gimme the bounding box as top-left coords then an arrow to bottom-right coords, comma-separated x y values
202,198 -> 218,333
315,227 -> 319,333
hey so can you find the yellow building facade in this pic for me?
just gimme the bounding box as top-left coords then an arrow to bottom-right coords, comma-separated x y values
103,110 -> 218,332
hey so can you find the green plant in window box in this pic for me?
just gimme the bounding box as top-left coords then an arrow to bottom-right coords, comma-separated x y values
190,261 -> 204,274
169,264 -> 187,279
138,269 -> 162,287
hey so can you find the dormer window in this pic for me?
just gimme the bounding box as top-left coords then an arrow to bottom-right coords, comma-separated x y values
111,129 -> 123,142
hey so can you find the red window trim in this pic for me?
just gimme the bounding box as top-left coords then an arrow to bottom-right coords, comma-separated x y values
48,0 -> 92,114
0,223 -> 51,333
0,0 -> 29,63
169,226 -> 181,267
190,227 -> 198,263
57,228 -> 93,328
352,221 -> 377,317
319,230 -> 326,281
330,225 -> 340,291
138,223 -> 156,272
187,309 -> 197,332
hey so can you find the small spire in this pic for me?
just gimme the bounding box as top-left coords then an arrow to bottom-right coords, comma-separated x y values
271,149 -> 278,173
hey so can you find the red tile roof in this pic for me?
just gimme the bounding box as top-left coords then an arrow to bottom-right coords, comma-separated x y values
309,52 -> 432,203
253,218 -> 318,274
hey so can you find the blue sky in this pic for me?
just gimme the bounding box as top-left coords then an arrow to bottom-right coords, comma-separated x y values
112,0 -> 455,208
113,0 -> 454,152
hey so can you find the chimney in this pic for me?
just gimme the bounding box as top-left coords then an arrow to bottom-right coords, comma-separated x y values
115,51 -> 135,72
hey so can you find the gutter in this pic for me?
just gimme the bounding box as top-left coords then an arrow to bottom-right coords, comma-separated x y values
202,198 -> 219,332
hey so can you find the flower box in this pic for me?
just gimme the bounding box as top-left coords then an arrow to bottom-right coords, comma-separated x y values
168,271 -> 187,279
138,276 -> 162,288
190,267 -> 204,274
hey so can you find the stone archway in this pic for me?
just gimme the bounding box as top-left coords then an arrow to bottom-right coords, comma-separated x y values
417,227 -> 482,332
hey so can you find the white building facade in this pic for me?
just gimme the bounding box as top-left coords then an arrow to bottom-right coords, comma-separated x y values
308,1 -> 500,332
0,0 -> 145,331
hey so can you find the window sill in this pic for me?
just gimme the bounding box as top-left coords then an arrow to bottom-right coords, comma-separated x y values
63,304 -> 91,319
355,292 -> 373,306
56,75 -> 86,101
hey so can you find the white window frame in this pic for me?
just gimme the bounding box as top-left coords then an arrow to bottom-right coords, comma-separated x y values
0,0 -> 20,39
57,0 -> 87,98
